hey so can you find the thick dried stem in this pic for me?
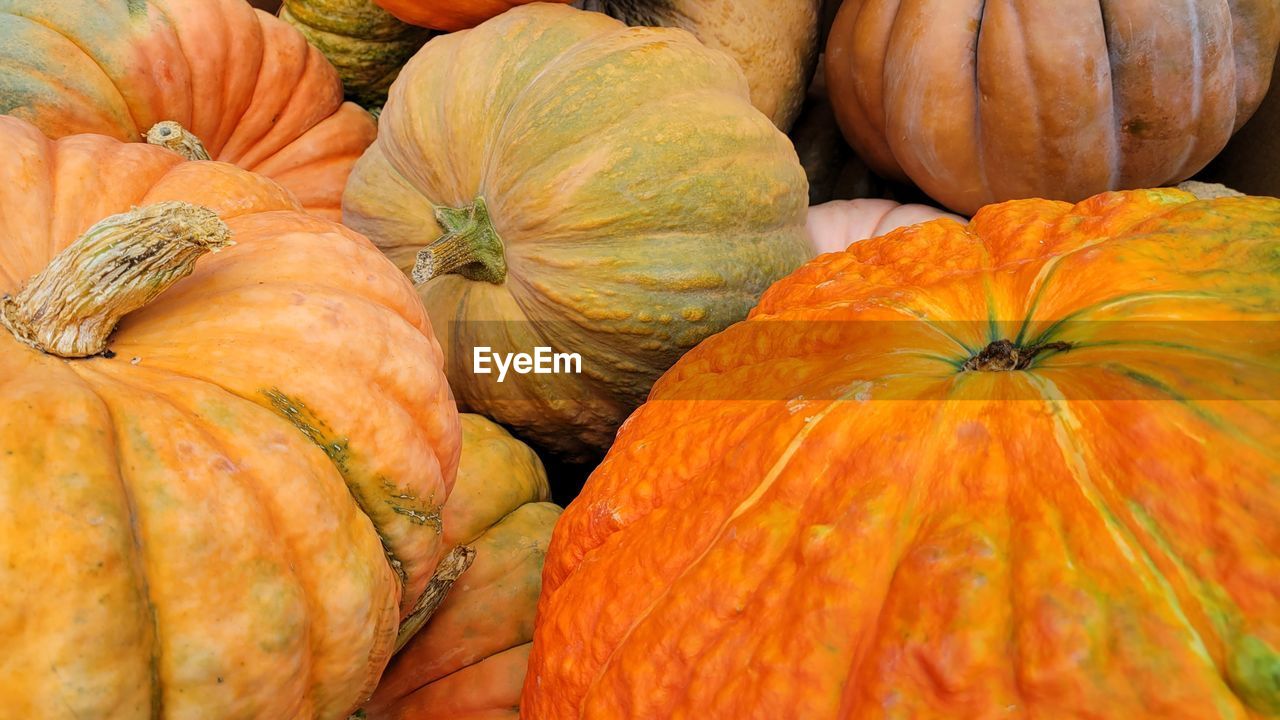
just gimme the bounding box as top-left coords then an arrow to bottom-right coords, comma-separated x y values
145,121 -> 212,161
412,197 -> 508,285
395,545 -> 476,654
0,202 -> 232,358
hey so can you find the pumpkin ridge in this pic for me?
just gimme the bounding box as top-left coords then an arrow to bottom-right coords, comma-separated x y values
0,9 -> 145,134
75,373 -> 165,719
1032,375 -> 1223,675
576,381 -> 866,708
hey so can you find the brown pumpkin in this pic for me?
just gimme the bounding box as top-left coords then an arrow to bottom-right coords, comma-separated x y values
0,116 -> 460,718
0,0 -> 377,220
825,0 -> 1280,215
576,0 -> 821,130
363,414 -> 560,719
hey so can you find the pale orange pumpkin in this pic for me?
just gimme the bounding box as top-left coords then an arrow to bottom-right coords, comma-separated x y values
0,116 -> 459,718
0,0 -> 376,220
806,198 -> 962,254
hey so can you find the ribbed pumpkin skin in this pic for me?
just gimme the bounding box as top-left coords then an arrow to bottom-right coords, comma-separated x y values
826,1 -> 1280,215
806,198 -> 962,254
0,0 -> 376,220
525,189 -> 1280,718
373,0 -> 570,32
280,0 -> 431,108
343,4 -> 811,462
576,0 -> 821,130
365,415 -> 560,719
0,117 -> 460,719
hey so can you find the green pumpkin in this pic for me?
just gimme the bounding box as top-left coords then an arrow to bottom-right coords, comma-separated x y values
342,4 -> 811,462
280,0 -> 430,108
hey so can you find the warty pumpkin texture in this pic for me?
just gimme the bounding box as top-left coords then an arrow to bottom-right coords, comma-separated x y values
372,0 -> 570,32
575,0 -> 822,130
0,0 -> 377,220
825,0 -> 1280,215
342,3 -> 811,463
0,116 -> 461,719
280,0 -> 432,108
362,414 -> 561,720
524,187 -> 1280,718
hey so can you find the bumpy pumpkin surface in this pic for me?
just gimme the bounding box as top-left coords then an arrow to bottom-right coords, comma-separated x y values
826,0 -> 1280,215
373,0 -> 570,31
0,0 -> 377,220
576,0 -> 821,130
343,4 -> 810,462
0,116 -> 460,719
280,0 -> 431,108
525,189 -> 1280,718
364,414 -> 561,719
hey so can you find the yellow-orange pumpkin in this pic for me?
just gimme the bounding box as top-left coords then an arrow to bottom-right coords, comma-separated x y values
526,188 -> 1280,718
343,4 -> 811,463
363,415 -> 560,720
0,116 -> 459,719
0,0 -> 376,220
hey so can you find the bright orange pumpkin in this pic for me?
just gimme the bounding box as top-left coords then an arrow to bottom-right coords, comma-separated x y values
0,116 -> 459,718
0,0 -> 376,220
525,188 -> 1280,718
373,0 -> 570,31
363,414 -> 560,720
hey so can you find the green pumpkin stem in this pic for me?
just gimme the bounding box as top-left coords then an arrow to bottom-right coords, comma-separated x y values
145,121 -> 212,161
412,197 -> 508,285
395,545 -> 476,654
0,202 -> 232,358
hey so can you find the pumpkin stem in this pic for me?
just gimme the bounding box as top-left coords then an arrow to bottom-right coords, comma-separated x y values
394,545 -> 476,654
0,202 -> 232,358
962,339 -> 1071,372
1176,181 -> 1245,200
145,121 -> 212,161
412,197 -> 507,285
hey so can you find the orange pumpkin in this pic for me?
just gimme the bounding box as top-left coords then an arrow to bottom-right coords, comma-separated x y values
0,116 -> 459,718
525,188 -> 1280,718
825,1 -> 1280,215
0,0 -> 376,220
806,198 -> 962,254
364,414 -> 560,720
372,0 -> 570,31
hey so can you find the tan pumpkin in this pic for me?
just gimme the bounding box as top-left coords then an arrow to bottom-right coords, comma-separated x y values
342,4 -> 811,463
576,0 -> 821,130
363,414 -> 560,719
280,0 -> 432,108
0,0 -> 376,220
0,116 -> 460,718
825,0 -> 1280,215
806,198 -> 963,255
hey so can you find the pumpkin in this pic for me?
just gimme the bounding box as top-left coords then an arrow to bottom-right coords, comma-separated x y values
575,0 -> 821,130
524,187 -> 1280,718
280,0 -> 432,109
362,414 -> 561,719
0,116 -> 461,718
372,0 -> 570,32
806,198 -> 962,254
825,1 -> 1280,215
342,3 -> 811,463
0,0 -> 377,220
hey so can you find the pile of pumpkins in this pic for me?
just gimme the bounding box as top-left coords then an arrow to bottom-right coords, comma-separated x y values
0,0 -> 1277,718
